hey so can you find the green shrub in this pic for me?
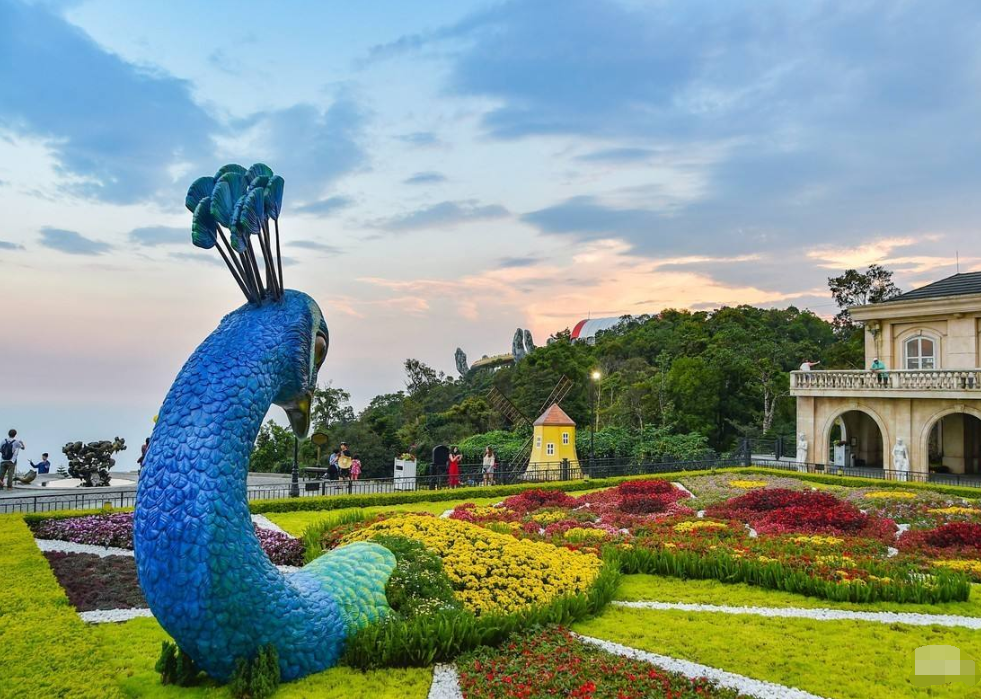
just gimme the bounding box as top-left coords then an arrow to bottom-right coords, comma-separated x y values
343,556 -> 620,669
739,466 -> 981,500
372,535 -> 461,618
155,640 -> 200,686
229,644 -> 280,699
614,544 -> 971,604
301,509 -> 370,562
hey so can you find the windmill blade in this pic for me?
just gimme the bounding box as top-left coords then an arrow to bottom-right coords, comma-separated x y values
487,387 -> 531,427
538,375 -> 574,414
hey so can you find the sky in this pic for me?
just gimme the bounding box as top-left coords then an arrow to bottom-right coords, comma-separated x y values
2,0 -> 981,468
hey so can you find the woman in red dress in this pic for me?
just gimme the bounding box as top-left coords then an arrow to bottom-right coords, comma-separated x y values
448,446 -> 462,488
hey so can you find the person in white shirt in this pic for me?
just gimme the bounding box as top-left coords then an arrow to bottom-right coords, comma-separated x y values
799,360 -> 820,372
1,428 -> 26,490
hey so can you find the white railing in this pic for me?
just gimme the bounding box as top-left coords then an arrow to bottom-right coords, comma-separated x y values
791,369 -> 981,391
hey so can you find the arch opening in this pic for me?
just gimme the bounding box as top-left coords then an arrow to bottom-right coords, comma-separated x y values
827,410 -> 884,468
927,413 -> 981,476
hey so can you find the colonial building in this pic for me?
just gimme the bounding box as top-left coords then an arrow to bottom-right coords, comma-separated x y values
792,272 -> 981,477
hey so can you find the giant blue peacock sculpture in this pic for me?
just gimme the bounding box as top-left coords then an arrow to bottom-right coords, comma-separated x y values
133,164 -> 395,682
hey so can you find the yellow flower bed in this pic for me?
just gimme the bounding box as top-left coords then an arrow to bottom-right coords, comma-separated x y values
673,520 -> 728,533
340,514 -> 602,615
729,480 -> 768,489
564,527 -> 609,541
863,491 -> 916,499
791,535 -> 844,546
933,559 -> 981,576
928,506 -> 977,516
532,510 -> 572,525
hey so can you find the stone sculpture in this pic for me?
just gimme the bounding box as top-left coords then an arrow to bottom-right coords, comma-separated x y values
513,328 -> 527,361
796,432 -> 808,463
63,437 -> 126,487
893,438 -> 910,475
455,347 -> 469,377
133,164 -> 396,683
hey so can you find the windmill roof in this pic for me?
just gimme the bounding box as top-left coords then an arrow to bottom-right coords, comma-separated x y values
534,404 -> 576,426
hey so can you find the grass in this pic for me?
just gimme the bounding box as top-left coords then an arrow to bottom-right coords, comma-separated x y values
573,605 -> 981,699
92,618 -> 433,698
616,574 -> 981,618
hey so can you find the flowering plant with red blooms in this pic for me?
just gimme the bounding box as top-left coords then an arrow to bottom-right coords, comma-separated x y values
501,489 -> 579,513
899,522 -> 981,557
616,479 -> 678,497
458,627 -> 745,699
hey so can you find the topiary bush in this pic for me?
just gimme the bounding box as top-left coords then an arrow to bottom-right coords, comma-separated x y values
155,640 -> 201,686
229,644 -> 280,699
371,535 -> 461,618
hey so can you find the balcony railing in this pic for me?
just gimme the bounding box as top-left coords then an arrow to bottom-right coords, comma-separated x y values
791,369 -> 981,392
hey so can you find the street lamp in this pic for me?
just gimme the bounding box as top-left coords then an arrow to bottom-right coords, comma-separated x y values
590,370 -> 602,467
290,436 -> 300,498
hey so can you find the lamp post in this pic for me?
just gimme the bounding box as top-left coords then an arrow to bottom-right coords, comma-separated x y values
290,436 -> 300,498
590,369 -> 601,467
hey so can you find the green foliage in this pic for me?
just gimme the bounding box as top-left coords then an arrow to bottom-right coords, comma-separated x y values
229,645 -> 280,699
828,263 -> 901,333
249,420 -> 295,473
301,509 -> 370,562
371,535 -> 461,618
614,543 -> 970,604
342,557 -> 620,669
155,641 -> 200,686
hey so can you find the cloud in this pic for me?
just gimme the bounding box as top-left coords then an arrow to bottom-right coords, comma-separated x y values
38,228 -> 111,255
403,171 -> 447,185
169,251 -> 223,267
294,195 -> 355,216
497,255 -> 541,268
396,131 -> 441,147
291,240 -> 343,255
128,226 -> 187,247
0,240 -> 24,251
227,96 -> 368,200
0,1 -> 217,204
575,147 -> 656,164
377,200 -> 509,232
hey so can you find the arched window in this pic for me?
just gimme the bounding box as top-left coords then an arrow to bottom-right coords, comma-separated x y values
905,336 -> 937,370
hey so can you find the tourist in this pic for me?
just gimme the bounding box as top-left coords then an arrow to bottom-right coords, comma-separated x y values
30,452 -> 51,475
338,446 -> 352,480
327,449 -> 340,480
350,454 -> 362,481
137,437 -> 150,469
482,446 -> 496,486
871,357 -> 888,386
1,429 -> 26,490
799,359 -> 820,371
448,447 -> 462,488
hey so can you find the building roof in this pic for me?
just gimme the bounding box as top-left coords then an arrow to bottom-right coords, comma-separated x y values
889,272 -> 981,303
570,316 -> 625,342
533,403 -> 576,427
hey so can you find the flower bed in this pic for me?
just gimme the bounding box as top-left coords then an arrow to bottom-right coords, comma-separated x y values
30,511 -> 304,566
458,627 -> 743,699
678,473 -> 826,507
43,551 -> 146,611
338,514 -> 602,615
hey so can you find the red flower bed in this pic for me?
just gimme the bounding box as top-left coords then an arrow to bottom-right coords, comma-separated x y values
501,489 -> 579,513
899,522 -> 981,555
617,479 -> 678,496
619,493 -> 682,515
44,551 -> 146,611
707,488 -> 840,517
458,627 -> 743,699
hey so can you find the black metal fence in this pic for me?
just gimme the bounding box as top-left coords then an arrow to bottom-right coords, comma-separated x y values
5,452 -> 980,515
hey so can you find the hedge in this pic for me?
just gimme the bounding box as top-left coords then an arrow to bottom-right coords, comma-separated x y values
735,466 -> 981,500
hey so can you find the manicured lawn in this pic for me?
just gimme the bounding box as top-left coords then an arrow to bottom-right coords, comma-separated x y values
574,605 -> 981,699
92,618 -> 432,698
616,573 -> 981,617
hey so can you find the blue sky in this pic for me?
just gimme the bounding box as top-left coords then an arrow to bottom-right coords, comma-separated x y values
2,0 -> 980,465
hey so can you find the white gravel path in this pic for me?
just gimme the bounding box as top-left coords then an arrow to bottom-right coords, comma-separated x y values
575,635 -> 829,699
671,482 -> 695,499
428,664 -> 464,699
439,509 -> 455,519
612,600 -> 981,629
251,513 -> 292,536
35,539 -> 133,557
79,608 -> 154,624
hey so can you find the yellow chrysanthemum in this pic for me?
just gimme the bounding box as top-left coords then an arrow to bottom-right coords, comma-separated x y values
863,491 -> 916,499
791,535 -> 844,546
729,480 -> 768,489
673,520 -> 728,533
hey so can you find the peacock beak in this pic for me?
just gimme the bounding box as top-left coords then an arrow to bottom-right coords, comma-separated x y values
282,390 -> 313,439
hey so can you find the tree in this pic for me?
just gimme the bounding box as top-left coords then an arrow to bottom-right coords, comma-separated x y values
250,420 -> 294,473
403,359 -> 445,395
828,264 -> 901,332
311,383 -> 354,430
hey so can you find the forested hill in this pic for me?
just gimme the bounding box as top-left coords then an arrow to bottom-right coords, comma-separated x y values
252,301 -> 868,477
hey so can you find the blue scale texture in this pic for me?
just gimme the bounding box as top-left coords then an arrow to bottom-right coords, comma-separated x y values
133,290 -> 395,682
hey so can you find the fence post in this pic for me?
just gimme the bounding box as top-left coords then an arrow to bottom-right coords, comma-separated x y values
774,436 -> 783,461
561,458 -> 570,481
741,438 -> 751,467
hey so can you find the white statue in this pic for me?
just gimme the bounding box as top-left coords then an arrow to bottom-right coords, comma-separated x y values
796,432 -> 808,462
892,438 -> 910,474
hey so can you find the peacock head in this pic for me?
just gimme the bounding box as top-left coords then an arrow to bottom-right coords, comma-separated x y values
266,291 -> 329,439
183,163 -> 328,438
